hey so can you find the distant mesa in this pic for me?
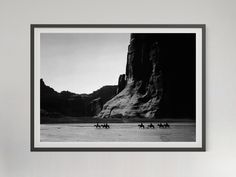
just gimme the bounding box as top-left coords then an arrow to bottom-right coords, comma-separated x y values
40,79 -> 117,123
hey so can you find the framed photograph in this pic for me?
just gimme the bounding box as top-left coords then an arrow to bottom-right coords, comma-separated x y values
31,24 -> 205,151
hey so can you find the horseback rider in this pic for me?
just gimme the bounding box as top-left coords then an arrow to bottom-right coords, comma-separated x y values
138,122 -> 145,128
149,123 -> 155,128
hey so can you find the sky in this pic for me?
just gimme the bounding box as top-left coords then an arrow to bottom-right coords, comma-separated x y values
40,33 -> 130,94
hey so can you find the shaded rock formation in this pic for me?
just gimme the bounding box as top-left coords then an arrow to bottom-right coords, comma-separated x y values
88,97 -> 103,116
40,79 -> 86,117
117,74 -> 126,93
98,33 -> 196,120
98,34 -> 163,119
40,79 -> 117,121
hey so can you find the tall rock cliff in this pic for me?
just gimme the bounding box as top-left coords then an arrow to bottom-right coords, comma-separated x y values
117,74 -> 126,94
98,34 -> 163,119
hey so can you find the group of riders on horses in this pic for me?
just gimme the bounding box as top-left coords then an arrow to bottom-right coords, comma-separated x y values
94,122 -> 170,129
95,107 -> 170,129
138,122 -> 170,129
94,123 -> 110,129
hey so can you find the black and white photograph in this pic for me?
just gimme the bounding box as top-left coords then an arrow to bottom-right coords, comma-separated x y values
31,25 -> 205,151
4,0 -> 236,176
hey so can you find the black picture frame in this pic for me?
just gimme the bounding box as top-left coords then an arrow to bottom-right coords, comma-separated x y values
31,24 -> 206,151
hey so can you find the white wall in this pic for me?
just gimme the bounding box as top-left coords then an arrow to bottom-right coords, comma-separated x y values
0,0 -> 236,177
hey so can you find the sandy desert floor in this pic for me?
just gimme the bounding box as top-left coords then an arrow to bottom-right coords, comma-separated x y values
40,123 -> 196,142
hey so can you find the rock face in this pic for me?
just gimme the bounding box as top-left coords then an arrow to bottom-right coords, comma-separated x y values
98,34 -> 163,119
117,74 -> 126,93
89,98 -> 103,116
40,79 -> 117,119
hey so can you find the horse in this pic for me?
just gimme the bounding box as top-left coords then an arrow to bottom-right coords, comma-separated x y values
147,123 -> 155,129
158,122 -> 170,128
163,122 -> 170,128
105,124 -> 110,129
94,123 -> 101,128
102,123 -> 110,129
138,123 -> 145,129
158,123 -> 164,128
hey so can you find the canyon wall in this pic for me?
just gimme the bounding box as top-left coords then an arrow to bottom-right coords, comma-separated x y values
98,34 -> 163,119
98,33 -> 196,120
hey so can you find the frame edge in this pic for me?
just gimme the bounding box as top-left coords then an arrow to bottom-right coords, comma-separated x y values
30,24 -> 206,152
